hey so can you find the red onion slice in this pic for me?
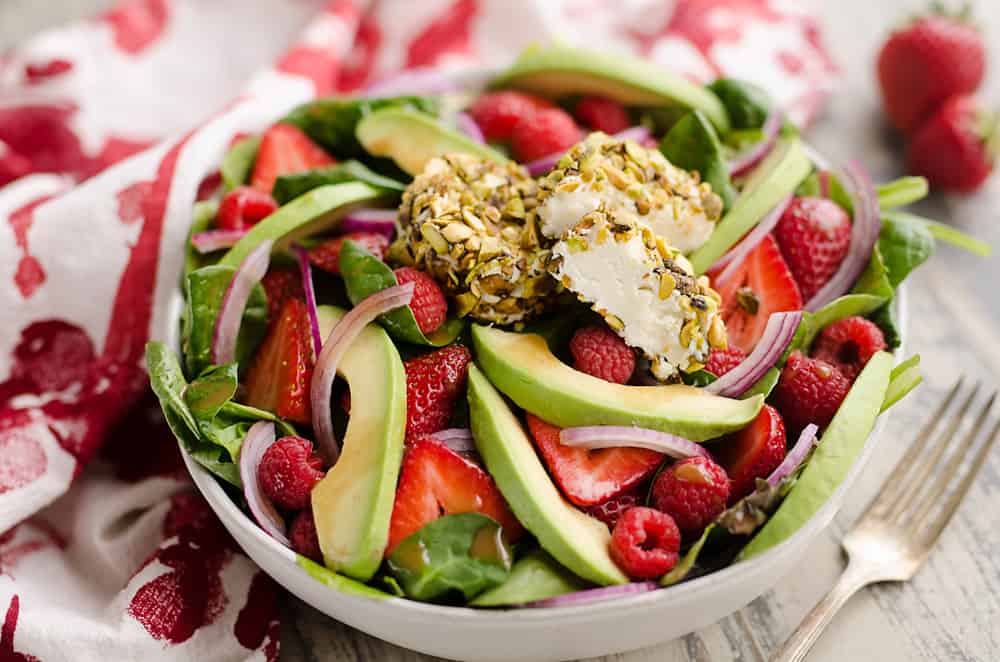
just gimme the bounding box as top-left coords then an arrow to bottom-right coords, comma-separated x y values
711,194 -> 792,284
310,283 -> 414,464
238,421 -> 290,546
191,229 -> 248,254
817,170 -> 832,198
293,244 -> 323,358
767,423 -> 818,487
525,126 -> 652,176
729,109 -> 783,177
431,427 -> 476,455
340,209 -> 397,240
804,162 -> 881,312
706,311 -> 802,397
212,239 -> 273,365
528,582 -> 657,608
455,112 -> 485,144
559,426 -> 709,459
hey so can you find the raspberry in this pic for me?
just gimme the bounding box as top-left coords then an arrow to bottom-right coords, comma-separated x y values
704,347 -> 747,378
609,507 -> 681,579
650,456 -> 730,534
569,325 -> 636,384
393,267 -> 448,335
510,108 -> 580,163
584,486 -> 644,531
468,91 -> 555,142
404,345 -> 472,438
216,186 -> 278,231
308,232 -> 389,275
772,350 -> 851,434
574,96 -> 631,134
258,436 -> 325,511
260,267 -> 304,323
289,508 -> 322,562
715,405 -> 787,502
811,316 -> 887,382
773,196 -> 851,302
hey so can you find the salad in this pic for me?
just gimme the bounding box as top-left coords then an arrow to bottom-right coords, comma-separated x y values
148,45 -> 989,607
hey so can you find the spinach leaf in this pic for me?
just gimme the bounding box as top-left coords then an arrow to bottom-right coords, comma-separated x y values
182,265 -> 268,378
471,549 -> 588,606
803,294 -> 888,349
869,303 -> 901,349
916,215 -> 992,256
881,354 -> 922,413
852,244 -> 894,300
282,96 -> 439,160
683,370 -> 717,387
187,443 -> 242,486
741,367 -> 780,400
706,78 -> 771,130
878,212 -> 934,288
185,363 -> 239,419
221,136 -> 260,191
339,240 -> 464,347
185,200 -> 219,276
660,110 -> 736,210
661,524 -> 714,586
147,341 -> 200,443
876,176 -> 928,209
387,513 -> 512,602
272,160 -> 406,205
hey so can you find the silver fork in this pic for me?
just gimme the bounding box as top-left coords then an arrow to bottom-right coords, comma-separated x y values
771,378 -> 1000,662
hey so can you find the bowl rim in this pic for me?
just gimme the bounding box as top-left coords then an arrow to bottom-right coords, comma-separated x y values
171,262 -> 908,622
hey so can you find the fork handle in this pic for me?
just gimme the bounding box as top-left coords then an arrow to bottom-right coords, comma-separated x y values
770,561 -> 875,662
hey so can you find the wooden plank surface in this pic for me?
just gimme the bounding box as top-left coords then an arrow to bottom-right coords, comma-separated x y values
3,1 -> 999,660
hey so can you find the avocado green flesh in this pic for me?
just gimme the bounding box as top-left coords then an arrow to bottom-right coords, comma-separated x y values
311,306 -> 407,581
739,352 -> 893,560
470,549 -> 589,606
468,366 -> 628,586
688,138 -> 812,274
491,46 -> 730,132
355,107 -> 507,176
471,325 -> 763,442
219,182 -> 383,268
296,556 -> 391,599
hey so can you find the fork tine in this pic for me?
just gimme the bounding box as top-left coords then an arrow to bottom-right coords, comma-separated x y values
918,414 -> 1000,550
904,391 -> 996,528
884,382 -> 981,522
867,378 -> 967,519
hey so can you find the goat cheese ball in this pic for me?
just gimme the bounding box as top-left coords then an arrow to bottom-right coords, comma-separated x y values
548,207 -> 728,380
388,154 -> 557,325
535,132 -> 724,252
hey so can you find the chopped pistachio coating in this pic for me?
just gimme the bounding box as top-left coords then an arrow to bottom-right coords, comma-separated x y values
534,132 -> 724,253
389,154 -> 557,325
548,207 -> 728,380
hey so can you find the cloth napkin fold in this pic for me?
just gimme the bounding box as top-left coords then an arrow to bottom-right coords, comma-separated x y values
0,1 -> 835,659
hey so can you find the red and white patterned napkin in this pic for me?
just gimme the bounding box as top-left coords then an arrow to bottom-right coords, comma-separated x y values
0,1 -> 835,659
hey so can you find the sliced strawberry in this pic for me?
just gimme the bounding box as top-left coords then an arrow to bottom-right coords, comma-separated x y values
714,404 -> 787,503
260,266 -> 304,324
308,232 -> 389,275
244,298 -> 313,424
387,436 -> 523,554
525,414 -> 663,507
712,235 -> 803,354
250,123 -> 335,193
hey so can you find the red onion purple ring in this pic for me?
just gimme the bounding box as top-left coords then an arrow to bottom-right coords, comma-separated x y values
729,109 -> 783,177
212,239 -> 272,365
239,421 -> 290,546
560,426 -> 709,459
711,194 -> 792,284
767,423 -> 818,486
706,311 -> 802,397
340,209 -> 397,240
191,229 -> 248,254
293,244 -> 323,358
455,112 -> 485,144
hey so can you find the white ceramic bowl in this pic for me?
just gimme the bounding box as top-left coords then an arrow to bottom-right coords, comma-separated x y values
169,282 -> 906,661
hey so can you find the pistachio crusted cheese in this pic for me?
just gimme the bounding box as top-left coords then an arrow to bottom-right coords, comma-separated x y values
389,154 -> 558,325
535,132 -> 724,253
549,208 -> 727,380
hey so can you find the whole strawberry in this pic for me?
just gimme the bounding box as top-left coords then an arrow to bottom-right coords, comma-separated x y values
773,196 -> 852,303
510,108 -> 580,163
650,456 -> 730,535
772,351 -> 851,434
907,95 -> 997,193
877,7 -> 986,134
468,91 -> 555,142
404,345 -> 472,438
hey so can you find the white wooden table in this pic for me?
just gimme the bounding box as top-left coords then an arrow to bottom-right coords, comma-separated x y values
3,1 -> 998,660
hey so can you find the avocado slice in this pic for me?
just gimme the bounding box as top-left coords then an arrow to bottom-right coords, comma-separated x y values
467,365 -> 628,586
738,351 -> 893,560
356,107 -> 508,176
218,182 -> 384,268
490,45 -> 730,132
471,325 -> 763,442
311,305 -> 407,581
688,138 -> 812,274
